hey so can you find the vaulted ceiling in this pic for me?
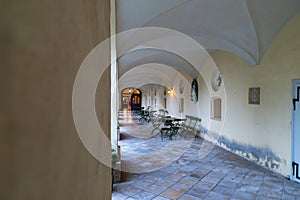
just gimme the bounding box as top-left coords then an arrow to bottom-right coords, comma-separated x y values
117,0 -> 300,88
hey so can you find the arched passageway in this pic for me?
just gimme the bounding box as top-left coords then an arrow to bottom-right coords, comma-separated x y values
121,88 -> 142,111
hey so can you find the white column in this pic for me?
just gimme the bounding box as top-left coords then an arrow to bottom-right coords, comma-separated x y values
110,0 -> 118,149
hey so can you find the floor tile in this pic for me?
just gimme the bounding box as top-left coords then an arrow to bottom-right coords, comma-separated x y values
115,185 -> 141,196
161,189 -> 184,200
213,185 -> 236,196
112,192 -> 129,200
152,196 -> 171,200
131,191 -> 157,200
113,111 -> 300,200
144,184 -> 168,195
205,191 -> 231,200
186,186 -> 210,199
171,183 -> 191,193
178,194 -> 200,200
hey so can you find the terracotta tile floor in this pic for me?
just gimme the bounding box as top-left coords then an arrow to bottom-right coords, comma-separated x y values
112,111 -> 300,200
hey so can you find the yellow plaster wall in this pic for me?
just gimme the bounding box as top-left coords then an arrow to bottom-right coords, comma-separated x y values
210,13 -> 300,176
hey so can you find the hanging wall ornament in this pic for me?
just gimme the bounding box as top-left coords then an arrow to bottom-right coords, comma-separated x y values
211,70 -> 222,92
191,79 -> 198,103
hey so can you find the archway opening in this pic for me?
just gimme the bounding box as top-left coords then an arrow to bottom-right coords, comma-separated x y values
121,88 -> 142,111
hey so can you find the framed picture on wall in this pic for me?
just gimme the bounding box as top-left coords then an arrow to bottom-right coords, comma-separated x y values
248,87 -> 260,104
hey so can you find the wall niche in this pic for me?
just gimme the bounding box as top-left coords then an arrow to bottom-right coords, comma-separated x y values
211,97 -> 221,120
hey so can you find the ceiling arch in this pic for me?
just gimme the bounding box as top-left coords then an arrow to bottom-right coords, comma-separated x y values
117,0 -> 300,66
118,48 -> 200,79
119,63 -> 190,92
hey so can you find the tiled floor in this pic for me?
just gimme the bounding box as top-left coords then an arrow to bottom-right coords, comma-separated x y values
113,111 -> 300,200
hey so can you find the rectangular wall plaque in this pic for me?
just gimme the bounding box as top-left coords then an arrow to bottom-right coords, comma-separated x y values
248,87 -> 260,104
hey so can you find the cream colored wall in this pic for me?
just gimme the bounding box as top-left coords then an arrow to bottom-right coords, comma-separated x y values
166,78 -> 199,118
140,78 -> 200,119
197,76 -> 211,131
140,85 -> 163,110
0,0 -> 111,200
205,13 -> 300,176
152,85 -> 165,111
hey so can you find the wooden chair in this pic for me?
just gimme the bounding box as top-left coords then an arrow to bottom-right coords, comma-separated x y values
179,115 -> 201,137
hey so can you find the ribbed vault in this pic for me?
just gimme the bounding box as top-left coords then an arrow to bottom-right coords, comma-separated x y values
117,0 -> 300,66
